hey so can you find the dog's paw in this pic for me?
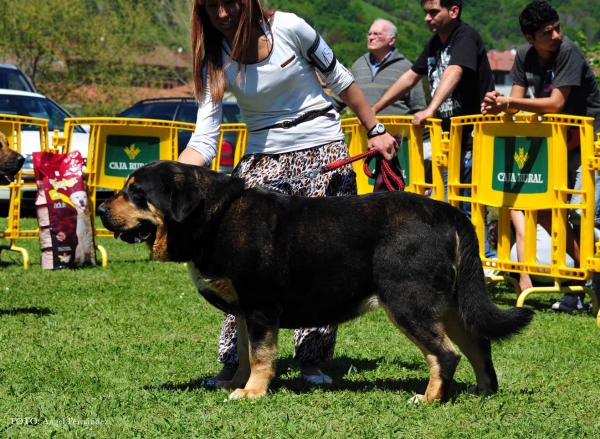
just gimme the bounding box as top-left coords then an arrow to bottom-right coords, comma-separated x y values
217,380 -> 236,391
228,388 -> 267,399
468,385 -> 494,396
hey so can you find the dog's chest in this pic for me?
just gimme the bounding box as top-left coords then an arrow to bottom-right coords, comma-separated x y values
187,262 -> 240,313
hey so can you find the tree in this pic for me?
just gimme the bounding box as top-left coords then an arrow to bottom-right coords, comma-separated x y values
0,0 -> 157,116
576,31 -> 600,84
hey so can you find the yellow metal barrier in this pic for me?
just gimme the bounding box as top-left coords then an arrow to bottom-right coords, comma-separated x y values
341,117 -> 444,196
213,123 -> 248,173
448,113 -> 599,320
0,115 -> 51,269
57,117 -> 248,265
62,117 -> 190,244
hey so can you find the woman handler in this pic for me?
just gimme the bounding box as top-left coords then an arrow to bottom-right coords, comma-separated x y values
179,0 -> 397,386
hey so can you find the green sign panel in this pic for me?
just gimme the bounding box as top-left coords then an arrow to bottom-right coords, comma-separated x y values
492,136 -> 548,194
367,136 -> 409,185
104,135 -> 160,177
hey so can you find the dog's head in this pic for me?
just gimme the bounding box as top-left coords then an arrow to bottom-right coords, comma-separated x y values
98,160 -> 245,262
0,131 -> 25,185
70,190 -> 88,213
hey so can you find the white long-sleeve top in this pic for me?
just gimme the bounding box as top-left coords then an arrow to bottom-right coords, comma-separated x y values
187,11 -> 354,164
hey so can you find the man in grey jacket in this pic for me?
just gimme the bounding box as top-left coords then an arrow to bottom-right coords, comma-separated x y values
332,18 -> 427,116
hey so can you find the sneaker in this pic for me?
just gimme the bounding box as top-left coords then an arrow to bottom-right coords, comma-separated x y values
302,371 -> 333,386
551,294 -> 584,313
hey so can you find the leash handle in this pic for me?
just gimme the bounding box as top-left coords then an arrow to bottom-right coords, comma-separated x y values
363,155 -> 405,191
321,148 -> 405,191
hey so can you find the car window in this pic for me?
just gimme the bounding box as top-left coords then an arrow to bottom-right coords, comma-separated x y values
222,104 -> 242,123
143,104 -> 177,121
0,68 -> 36,93
0,96 -> 18,115
21,98 -> 66,131
0,94 -> 84,133
175,104 -> 198,124
118,106 -> 146,118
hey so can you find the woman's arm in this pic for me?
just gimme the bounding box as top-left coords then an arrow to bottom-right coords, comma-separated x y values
178,147 -> 207,166
339,83 -> 399,158
180,89 -> 223,165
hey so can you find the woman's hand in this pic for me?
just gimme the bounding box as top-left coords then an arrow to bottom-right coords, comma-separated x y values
368,132 -> 398,161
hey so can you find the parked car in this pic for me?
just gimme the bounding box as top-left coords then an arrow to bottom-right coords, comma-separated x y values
0,64 -> 37,93
116,97 -> 243,173
0,89 -> 90,208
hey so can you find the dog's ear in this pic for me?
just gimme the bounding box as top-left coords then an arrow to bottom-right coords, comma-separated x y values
169,178 -> 203,223
165,164 -> 245,225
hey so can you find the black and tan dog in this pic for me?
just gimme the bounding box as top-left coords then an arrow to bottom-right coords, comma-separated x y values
0,131 -> 25,184
98,160 -> 533,402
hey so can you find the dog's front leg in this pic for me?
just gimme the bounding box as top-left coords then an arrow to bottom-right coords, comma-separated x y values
220,316 -> 251,392
229,314 -> 279,399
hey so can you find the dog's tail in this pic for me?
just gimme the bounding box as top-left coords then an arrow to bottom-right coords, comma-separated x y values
454,218 -> 534,341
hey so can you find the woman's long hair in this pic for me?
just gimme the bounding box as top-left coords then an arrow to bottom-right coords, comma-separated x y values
191,0 -> 275,103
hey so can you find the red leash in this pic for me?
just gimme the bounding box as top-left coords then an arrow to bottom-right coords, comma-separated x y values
322,149 -> 405,191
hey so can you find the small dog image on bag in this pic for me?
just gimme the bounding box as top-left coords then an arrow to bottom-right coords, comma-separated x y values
33,151 -> 96,269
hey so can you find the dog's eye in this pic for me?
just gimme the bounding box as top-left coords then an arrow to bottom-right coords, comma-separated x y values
125,184 -> 147,207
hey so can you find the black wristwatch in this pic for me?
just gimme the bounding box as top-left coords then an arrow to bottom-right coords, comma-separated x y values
366,122 -> 386,139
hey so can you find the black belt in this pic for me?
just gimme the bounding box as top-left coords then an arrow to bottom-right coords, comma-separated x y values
251,105 -> 335,132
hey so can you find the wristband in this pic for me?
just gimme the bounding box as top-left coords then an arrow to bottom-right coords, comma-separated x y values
505,96 -> 510,111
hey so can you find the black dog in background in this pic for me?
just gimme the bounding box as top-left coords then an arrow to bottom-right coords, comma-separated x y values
98,160 -> 533,402
0,132 -> 24,184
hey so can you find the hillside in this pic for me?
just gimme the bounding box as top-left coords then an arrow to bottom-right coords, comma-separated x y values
265,0 -> 600,67
2,0 -> 596,117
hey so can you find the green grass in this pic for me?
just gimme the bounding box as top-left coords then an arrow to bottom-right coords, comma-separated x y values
1,218 -> 599,438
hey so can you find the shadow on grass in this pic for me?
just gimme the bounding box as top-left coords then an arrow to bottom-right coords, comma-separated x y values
147,355 -> 469,399
0,307 -> 54,317
492,295 -> 550,312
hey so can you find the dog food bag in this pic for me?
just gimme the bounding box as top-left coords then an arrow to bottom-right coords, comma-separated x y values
33,151 -> 96,269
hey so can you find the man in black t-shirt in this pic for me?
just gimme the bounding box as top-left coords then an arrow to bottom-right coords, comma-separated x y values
373,0 -> 494,133
481,0 -> 600,313
373,0 -> 497,259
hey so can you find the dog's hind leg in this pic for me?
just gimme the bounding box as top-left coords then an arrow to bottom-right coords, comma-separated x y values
443,309 -> 498,395
382,303 -> 461,403
229,314 -> 279,399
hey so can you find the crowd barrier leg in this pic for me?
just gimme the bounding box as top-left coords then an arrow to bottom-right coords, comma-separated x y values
515,280 -> 598,317
96,245 -> 108,267
0,244 -> 30,269
486,274 -> 521,295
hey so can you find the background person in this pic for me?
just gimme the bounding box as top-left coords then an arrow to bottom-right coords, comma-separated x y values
178,0 -> 398,387
330,18 -> 433,180
372,0 -> 497,259
331,18 -> 427,117
510,210 -> 576,298
481,0 -> 600,312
